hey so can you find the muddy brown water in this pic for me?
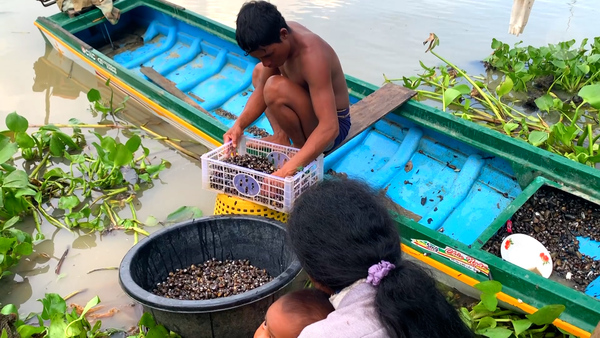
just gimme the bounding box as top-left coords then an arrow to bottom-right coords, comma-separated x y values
0,0 -> 598,331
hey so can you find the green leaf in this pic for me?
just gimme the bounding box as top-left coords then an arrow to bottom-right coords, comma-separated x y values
47,313 -> 67,337
17,325 -> 47,338
551,60 -> 567,69
503,123 -> 519,135
1,329 -> 7,338
15,132 -> 35,149
535,94 -> 554,112
80,296 -> 100,317
139,312 -> 157,329
459,307 -> 472,325
15,188 -> 38,199
65,323 -> 82,337
491,38 -> 502,49
126,135 -> 142,153
588,54 -> 600,63
43,168 -> 67,180
39,293 -> 67,320
144,215 -> 159,227
526,304 -> 565,325
0,237 -> 17,253
146,159 -> 171,177
166,206 -> 203,224
87,88 -> 101,102
477,317 -> 497,330
496,77 -> 514,97
39,125 -> 59,132
58,195 -> 80,210
113,144 -> 133,167
512,319 -> 532,336
1,304 -> 18,316
49,134 -> 65,156
5,228 -> 29,244
480,293 -> 498,312
454,84 -> 471,95
0,137 -> 18,165
577,64 -> 590,75
101,136 -> 116,154
14,242 -> 33,256
478,327 -> 513,338
56,131 -> 78,150
3,170 -> 29,189
513,61 -> 525,72
6,112 -> 28,133
68,118 -> 82,125
146,325 -> 170,338
578,83 -> 600,109
1,216 -> 20,231
528,131 -> 549,146
443,88 -> 463,108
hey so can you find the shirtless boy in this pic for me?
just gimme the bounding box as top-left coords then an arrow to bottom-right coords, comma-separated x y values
223,1 -> 351,178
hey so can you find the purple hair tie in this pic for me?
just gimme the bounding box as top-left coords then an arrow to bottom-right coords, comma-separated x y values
366,260 -> 396,286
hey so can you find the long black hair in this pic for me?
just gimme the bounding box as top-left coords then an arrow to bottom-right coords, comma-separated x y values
235,1 -> 290,54
287,178 -> 474,338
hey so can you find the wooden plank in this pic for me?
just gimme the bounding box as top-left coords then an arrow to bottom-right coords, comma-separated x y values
329,83 -> 416,153
140,66 -> 216,120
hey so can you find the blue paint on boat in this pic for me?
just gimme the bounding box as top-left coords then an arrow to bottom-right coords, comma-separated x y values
575,236 -> 600,297
578,236 -> 600,260
75,6 -> 269,137
325,112 -> 522,245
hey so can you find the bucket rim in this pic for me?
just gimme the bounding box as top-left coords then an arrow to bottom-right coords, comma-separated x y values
118,215 -> 303,313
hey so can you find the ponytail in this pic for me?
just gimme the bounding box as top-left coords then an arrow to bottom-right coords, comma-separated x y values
375,260 -> 474,338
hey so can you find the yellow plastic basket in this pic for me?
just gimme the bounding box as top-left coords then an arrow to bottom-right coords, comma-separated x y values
213,193 -> 288,223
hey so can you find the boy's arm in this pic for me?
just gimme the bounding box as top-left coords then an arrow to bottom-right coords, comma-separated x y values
224,66 -> 278,146
272,50 -> 338,177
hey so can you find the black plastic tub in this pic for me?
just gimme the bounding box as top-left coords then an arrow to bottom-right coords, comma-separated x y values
119,215 -> 304,338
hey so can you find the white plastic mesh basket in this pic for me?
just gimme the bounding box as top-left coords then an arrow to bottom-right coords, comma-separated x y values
201,136 -> 324,213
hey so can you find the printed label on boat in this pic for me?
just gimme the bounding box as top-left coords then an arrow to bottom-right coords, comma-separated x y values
411,239 -> 490,276
81,46 -> 117,75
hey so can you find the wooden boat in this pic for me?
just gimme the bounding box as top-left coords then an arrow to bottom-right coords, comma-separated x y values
34,0 -> 600,336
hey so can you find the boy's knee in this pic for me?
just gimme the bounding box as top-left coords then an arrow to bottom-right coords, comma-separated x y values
252,64 -> 264,87
263,75 -> 286,105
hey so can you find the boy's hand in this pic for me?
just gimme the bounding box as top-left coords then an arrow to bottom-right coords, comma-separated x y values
223,124 -> 243,147
272,162 -> 298,178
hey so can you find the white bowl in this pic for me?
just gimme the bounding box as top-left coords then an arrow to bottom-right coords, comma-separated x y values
500,233 -> 553,278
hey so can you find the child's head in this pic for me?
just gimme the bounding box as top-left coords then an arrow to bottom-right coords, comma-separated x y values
254,288 -> 334,338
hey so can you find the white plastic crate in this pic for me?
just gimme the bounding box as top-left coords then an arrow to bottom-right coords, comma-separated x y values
201,136 -> 324,213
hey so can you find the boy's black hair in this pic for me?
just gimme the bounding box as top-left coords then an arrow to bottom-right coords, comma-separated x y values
287,178 -> 475,338
235,1 -> 291,54
279,288 -> 334,329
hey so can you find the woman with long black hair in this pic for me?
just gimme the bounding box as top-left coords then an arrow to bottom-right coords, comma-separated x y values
287,178 -> 474,338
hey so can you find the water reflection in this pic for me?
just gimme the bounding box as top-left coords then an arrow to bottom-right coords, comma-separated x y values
32,42 -> 97,124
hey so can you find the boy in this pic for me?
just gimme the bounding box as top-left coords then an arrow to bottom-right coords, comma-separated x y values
254,289 -> 335,338
224,1 -> 351,178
